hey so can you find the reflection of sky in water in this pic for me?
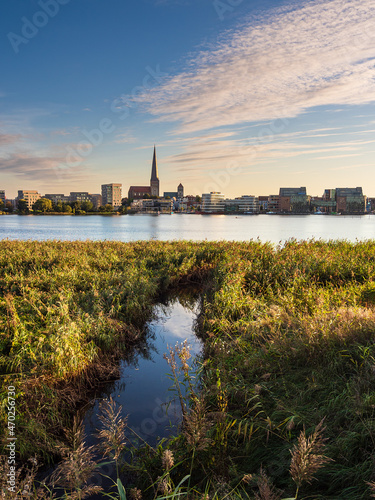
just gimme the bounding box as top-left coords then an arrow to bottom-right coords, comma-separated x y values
83,298 -> 201,450
2,214 -> 375,243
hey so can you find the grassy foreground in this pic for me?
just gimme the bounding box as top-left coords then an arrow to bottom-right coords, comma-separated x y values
1,239 -> 375,499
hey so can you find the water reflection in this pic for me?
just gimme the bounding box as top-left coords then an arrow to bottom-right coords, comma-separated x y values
83,291 -> 202,449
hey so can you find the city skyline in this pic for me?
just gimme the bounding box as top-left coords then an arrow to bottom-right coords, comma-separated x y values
2,0 -> 375,199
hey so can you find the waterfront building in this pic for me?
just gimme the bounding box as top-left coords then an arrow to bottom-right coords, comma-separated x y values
224,195 -> 259,213
128,186 -> 152,199
45,193 -> 70,204
279,187 -> 310,213
179,195 -> 197,212
178,183 -> 184,199
69,192 -> 92,203
164,191 -> 178,199
0,190 -> 5,204
130,197 -> 173,213
268,195 -> 280,212
101,183 -> 122,208
201,192 -> 225,213
150,146 -> 160,197
89,194 -> 102,209
17,190 -> 41,209
335,187 -> 366,213
258,196 -> 268,211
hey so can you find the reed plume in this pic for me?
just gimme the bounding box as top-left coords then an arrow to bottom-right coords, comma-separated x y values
51,417 -> 101,499
96,396 -> 128,460
255,468 -> 282,500
290,419 -> 331,494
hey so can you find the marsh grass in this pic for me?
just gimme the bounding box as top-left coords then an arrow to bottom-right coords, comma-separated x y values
2,240 -> 375,498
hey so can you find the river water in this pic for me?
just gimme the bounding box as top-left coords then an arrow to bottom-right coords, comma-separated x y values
1,213 -> 375,243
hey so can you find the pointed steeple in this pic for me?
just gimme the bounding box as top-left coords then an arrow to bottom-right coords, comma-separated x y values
151,145 -> 159,181
150,145 -> 160,197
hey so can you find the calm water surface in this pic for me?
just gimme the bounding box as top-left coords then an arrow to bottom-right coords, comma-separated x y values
1,213 -> 375,242
84,295 -> 201,449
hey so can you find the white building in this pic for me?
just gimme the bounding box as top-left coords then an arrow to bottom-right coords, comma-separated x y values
201,192 -> 225,213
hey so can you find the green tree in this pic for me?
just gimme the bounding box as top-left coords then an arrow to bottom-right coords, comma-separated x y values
17,199 -> 29,214
99,204 -> 114,212
33,198 -> 53,213
81,201 -> 94,212
195,195 -> 201,203
5,201 -> 13,213
0,199 -> 4,211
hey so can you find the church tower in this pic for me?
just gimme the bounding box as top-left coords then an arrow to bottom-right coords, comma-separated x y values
150,145 -> 160,197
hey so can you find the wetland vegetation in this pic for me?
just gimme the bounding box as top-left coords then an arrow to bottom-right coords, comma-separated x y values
1,240 -> 375,498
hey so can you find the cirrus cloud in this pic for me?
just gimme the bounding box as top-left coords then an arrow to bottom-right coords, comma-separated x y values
134,0 -> 375,134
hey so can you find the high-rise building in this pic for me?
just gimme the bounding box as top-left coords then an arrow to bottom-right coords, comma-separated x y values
178,183 -> 184,199
150,146 -> 160,197
0,190 -> 5,204
17,190 -> 41,209
101,183 -> 122,208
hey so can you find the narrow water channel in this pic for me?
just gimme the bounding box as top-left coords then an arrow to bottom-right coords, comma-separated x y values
81,291 -> 202,495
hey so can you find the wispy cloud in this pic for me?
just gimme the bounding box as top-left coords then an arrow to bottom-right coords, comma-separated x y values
134,0 -> 375,134
113,131 -> 137,144
0,133 -> 22,145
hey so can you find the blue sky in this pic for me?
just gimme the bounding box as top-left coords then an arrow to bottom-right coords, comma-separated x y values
1,0 -> 375,199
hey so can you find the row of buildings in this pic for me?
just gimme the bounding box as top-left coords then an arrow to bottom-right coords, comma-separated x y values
0,185 -> 121,211
0,148 -> 188,213
0,148 -> 371,215
200,187 -> 369,214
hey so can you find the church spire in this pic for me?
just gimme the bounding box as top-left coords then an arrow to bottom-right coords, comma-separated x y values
150,145 -> 160,197
151,145 -> 159,182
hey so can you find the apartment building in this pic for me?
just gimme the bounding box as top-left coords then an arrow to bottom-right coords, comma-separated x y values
44,194 -> 70,204
0,190 -> 5,204
101,184 -> 122,208
17,190 -> 41,209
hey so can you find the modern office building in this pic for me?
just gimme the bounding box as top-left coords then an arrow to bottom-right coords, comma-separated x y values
335,187 -> 366,213
279,187 -> 310,213
17,190 -> 41,209
0,190 -> 5,204
201,192 -> 225,213
101,184 -> 122,208
224,195 -> 259,213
